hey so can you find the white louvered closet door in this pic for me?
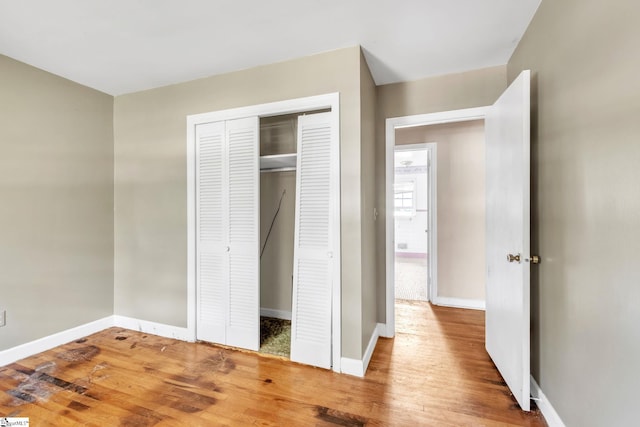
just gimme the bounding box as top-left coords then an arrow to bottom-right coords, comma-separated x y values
196,121 -> 228,344
291,112 -> 336,369
225,117 -> 260,351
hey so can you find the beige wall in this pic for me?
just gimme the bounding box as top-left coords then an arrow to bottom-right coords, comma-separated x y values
360,51 -> 378,352
0,54 -> 114,350
396,120 -> 485,301
260,171 -> 295,314
375,66 -> 506,322
508,2 -> 640,425
113,47 -> 368,359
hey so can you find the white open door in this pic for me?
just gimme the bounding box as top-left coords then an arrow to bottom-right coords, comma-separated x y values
290,112 -> 336,369
485,70 -> 531,411
196,121 -> 228,344
226,117 -> 260,351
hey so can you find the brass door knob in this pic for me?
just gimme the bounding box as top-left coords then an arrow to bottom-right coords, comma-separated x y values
526,255 -> 541,264
507,253 -> 521,263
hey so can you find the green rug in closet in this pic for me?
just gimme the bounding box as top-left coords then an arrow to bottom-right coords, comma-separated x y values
259,317 -> 291,358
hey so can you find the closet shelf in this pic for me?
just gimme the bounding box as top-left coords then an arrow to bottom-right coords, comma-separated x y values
260,153 -> 297,171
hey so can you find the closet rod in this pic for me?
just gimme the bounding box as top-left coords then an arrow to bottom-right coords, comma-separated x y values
260,167 -> 296,173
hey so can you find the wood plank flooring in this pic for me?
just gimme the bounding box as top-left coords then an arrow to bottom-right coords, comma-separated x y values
0,301 -> 547,426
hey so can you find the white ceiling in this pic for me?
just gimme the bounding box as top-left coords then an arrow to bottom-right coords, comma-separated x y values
0,0 -> 541,96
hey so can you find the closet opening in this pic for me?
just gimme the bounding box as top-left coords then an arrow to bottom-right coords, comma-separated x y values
258,110 -> 329,359
188,92 -> 341,371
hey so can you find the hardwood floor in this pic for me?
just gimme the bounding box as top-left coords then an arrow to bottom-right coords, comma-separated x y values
0,301 -> 546,426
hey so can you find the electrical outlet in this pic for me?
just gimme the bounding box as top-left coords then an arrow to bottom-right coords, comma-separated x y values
0,309 -> 6,327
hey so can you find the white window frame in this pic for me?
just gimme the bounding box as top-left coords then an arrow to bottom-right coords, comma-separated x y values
394,179 -> 417,218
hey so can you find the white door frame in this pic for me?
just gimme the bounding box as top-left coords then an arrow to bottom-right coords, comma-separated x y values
186,93 -> 342,372
393,143 -> 437,303
384,107 -> 488,338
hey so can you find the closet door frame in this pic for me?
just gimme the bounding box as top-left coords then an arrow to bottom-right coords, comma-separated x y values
186,93 -> 341,373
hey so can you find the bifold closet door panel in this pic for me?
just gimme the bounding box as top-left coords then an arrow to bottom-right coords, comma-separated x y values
291,112 -> 336,369
196,121 -> 228,344
226,117 -> 260,351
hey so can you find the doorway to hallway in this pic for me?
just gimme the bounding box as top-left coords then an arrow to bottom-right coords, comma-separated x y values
393,144 -> 435,302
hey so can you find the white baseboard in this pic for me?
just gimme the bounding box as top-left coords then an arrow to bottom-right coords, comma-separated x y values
376,323 -> 387,337
432,296 -> 485,311
339,357 -> 361,377
0,316 -> 114,367
340,323 -> 381,377
377,322 -> 393,338
0,315 -> 196,368
363,324 -> 382,371
530,376 -> 566,427
260,308 -> 292,321
113,315 -> 194,342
